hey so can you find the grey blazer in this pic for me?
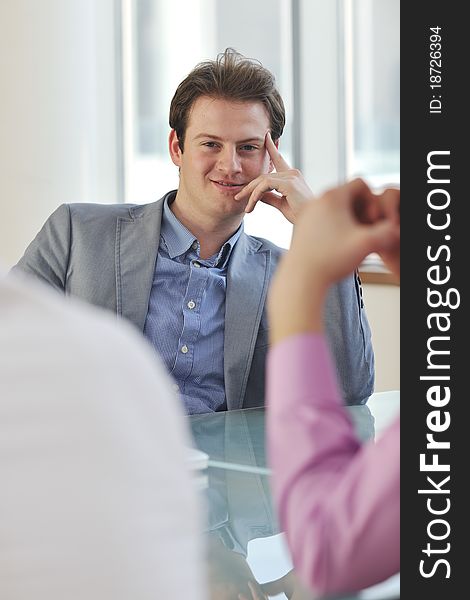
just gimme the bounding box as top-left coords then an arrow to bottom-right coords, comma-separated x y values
14,191 -> 374,409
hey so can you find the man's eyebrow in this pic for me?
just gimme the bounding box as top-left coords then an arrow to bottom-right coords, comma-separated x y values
194,133 -> 265,144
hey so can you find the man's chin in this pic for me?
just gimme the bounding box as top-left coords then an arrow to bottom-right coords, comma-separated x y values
209,190 -> 247,214
218,199 -> 247,218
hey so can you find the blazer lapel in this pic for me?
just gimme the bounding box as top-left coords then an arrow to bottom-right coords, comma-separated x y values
224,233 -> 271,410
115,198 -> 165,331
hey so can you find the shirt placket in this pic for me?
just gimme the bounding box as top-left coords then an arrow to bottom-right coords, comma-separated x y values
173,253 -> 209,391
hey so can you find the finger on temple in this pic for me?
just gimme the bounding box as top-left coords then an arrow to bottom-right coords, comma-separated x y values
266,131 -> 290,171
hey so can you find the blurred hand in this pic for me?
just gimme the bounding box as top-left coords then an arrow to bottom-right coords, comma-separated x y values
260,569 -> 313,599
268,178 -> 400,342
287,178 -> 400,288
238,580 -> 268,600
208,537 -> 268,600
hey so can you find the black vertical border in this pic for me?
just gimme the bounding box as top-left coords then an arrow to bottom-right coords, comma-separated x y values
401,2 -> 466,597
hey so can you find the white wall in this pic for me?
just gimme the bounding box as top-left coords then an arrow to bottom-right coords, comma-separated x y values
363,283 -> 400,392
0,0 -> 120,268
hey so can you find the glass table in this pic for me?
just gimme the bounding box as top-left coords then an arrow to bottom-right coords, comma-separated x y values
187,391 -> 400,600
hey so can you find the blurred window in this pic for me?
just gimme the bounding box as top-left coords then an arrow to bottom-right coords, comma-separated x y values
346,0 -> 400,188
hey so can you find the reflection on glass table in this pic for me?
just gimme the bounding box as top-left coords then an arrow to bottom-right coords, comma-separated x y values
187,391 -> 400,600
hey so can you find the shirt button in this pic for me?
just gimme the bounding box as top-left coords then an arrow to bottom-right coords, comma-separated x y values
173,383 -> 179,392
187,300 -> 196,309
181,345 -> 189,354
191,241 -> 198,251
193,261 -> 201,268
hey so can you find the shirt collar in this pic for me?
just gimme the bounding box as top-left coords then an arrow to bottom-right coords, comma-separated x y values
161,196 -> 243,268
161,194 -> 196,259
214,224 -> 243,269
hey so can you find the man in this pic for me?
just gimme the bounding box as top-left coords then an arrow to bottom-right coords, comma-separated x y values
13,49 -> 374,414
0,268 -> 204,598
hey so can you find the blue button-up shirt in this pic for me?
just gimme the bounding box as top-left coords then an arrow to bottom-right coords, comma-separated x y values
143,196 -> 242,414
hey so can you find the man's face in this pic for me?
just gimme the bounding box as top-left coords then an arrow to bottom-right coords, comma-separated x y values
169,96 -> 273,223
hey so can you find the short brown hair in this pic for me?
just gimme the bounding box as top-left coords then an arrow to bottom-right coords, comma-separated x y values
169,48 -> 285,151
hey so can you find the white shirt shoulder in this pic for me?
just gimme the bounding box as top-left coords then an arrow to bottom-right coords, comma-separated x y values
0,272 -> 204,599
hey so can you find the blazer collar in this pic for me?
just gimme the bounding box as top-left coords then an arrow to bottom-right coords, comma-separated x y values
115,193 -> 171,330
224,233 -> 270,410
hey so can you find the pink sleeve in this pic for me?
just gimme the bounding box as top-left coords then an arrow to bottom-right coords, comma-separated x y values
267,334 -> 399,596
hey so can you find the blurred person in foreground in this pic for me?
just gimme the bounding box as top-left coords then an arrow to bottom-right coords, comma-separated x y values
0,268 -> 204,599
266,179 -> 400,597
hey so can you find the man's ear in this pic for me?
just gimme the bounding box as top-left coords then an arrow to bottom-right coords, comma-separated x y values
169,129 -> 182,166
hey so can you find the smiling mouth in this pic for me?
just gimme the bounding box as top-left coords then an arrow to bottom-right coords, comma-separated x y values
211,180 -> 245,188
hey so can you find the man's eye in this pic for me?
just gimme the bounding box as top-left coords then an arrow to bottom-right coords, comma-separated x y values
239,145 -> 257,152
203,142 -> 218,148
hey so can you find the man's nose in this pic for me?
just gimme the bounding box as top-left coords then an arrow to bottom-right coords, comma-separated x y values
216,147 -> 242,175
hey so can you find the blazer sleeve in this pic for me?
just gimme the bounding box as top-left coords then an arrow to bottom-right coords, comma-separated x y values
323,272 -> 374,405
12,204 -> 71,292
